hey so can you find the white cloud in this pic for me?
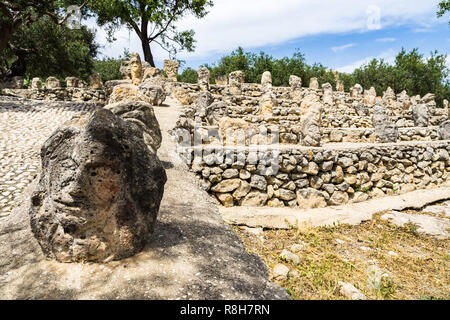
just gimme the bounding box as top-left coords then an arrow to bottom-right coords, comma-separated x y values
331,43 -> 356,53
337,48 -> 397,73
376,37 -> 396,42
83,0 -> 441,67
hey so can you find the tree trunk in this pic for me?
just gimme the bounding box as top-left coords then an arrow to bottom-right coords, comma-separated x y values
140,17 -> 155,67
141,39 -> 155,67
0,21 -> 18,53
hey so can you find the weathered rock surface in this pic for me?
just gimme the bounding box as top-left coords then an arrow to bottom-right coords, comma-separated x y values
164,60 -> 179,82
380,211 -> 450,240
104,101 -> 162,153
438,120 -> 450,140
29,109 -> 167,263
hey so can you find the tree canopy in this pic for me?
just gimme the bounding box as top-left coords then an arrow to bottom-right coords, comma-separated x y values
87,0 -> 213,67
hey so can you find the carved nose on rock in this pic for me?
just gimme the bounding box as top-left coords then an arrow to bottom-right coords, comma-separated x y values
65,178 -> 85,198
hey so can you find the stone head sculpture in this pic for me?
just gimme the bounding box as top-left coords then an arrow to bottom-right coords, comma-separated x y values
30,109 -> 167,263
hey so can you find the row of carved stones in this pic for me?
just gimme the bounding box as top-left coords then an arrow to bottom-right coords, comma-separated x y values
181,143 -> 450,208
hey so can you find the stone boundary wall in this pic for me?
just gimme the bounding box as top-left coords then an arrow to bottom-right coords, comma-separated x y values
0,88 -> 106,104
178,125 -> 442,147
177,141 -> 450,208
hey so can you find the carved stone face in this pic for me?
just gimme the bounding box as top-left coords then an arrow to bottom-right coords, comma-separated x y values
206,102 -> 227,126
383,124 -> 398,142
30,109 -> 167,263
130,53 -> 142,85
49,138 -> 123,216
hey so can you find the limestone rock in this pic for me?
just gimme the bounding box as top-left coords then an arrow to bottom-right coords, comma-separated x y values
206,102 -> 227,126
65,77 -> 78,88
411,104 -> 429,127
322,82 -> 333,105
195,91 -> 214,116
31,77 -> 42,89
129,53 -> 143,86
138,82 -> 166,106
296,188 -> 327,209
120,61 -> 131,80
88,73 -> 102,89
350,84 -> 363,97
108,83 -> 154,105
301,102 -> 322,146
218,117 -> 249,146
29,109 -> 167,263
164,59 -> 179,82
228,71 -> 245,95
273,264 -> 290,280
241,191 -> 268,207
259,92 -> 276,115
338,282 -> 367,300
438,120 -> 450,140
215,75 -> 228,85
289,75 -> 302,100
142,67 -> 162,81
280,249 -> 300,265
309,77 -> 319,89
197,67 -> 210,91
336,80 -> 344,92
261,71 -> 272,93
211,179 -> 241,193
104,101 -> 162,153
45,76 -> 60,89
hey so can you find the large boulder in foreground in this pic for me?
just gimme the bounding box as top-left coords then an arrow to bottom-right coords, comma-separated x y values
29,109 -> 167,263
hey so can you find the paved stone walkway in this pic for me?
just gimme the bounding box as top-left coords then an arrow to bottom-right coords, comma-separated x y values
0,97 -> 96,217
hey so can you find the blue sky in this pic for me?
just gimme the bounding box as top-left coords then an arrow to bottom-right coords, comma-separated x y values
87,0 -> 449,73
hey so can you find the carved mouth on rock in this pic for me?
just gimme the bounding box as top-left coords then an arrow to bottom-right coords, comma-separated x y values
53,198 -> 84,211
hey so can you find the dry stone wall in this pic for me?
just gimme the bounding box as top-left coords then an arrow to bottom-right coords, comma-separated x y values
172,69 -> 450,209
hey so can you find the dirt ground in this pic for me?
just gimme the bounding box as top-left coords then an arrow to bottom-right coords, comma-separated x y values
232,208 -> 450,300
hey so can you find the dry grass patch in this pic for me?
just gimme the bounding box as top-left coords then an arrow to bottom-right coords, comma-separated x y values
232,212 -> 449,300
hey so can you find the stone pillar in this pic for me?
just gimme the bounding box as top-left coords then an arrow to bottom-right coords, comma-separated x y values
120,61 -> 131,80
289,75 -> 302,100
45,76 -> 60,89
411,104 -> 429,127
322,82 -> 333,105
259,92 -> 276,115
31,77 -> 42,89
301,102 -> 322,146
363,87 -> 376,105
66,77 -> 79,88
261,71 -> 272,93
130,53 -> 143,86
164,59 -> 179,82
309,77 -> 319,90
373,104 -> 398,143
228,71 -> 245,95
382,87 -> 396,103
197,67 -> 210,91
336,80 -> 344,92
89,73 -> 103,89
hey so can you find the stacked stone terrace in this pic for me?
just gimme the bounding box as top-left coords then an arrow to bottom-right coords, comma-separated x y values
172,68 -> 450,208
